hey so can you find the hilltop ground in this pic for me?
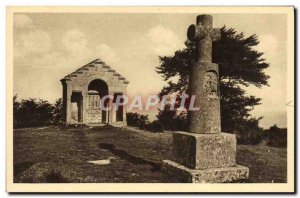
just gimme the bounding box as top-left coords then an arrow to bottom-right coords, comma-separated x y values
13,126 -> 287,183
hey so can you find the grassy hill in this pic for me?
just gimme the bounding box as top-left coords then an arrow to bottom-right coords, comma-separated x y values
13,126 -> 287,183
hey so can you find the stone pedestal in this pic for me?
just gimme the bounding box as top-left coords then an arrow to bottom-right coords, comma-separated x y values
162,160 -> 249,183
162,131 -> 249,183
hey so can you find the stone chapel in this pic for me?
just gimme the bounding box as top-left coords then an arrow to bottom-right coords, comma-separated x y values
60,59 -> 129,127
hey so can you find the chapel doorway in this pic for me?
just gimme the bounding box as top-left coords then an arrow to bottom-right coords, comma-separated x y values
71,91 -> 83,122
87,79 -> 109,124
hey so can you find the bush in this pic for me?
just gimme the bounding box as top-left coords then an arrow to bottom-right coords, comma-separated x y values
265,125 -> 287,148
172,113 -> 188,131
156,107 -> 176,130
126,112 -> 149,130
13,96 -> 64,129
233,118 -> 263,145
146,120 -> 165,133
157,108 -> 188,131
235,129 -> 263,145
13,96 -> 54,128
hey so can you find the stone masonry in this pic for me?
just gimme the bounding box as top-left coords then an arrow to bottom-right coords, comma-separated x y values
60,59 -> 129,127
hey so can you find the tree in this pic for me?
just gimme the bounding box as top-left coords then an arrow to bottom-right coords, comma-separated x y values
13,95 -> 21,127
13,98 -> 54,128
156,26 -> 269,133
52,98 -> 63,124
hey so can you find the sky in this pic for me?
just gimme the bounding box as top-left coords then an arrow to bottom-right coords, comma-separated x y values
13,13 -> 288,128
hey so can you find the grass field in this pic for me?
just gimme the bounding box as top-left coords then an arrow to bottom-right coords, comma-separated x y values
13,126 -> 287,183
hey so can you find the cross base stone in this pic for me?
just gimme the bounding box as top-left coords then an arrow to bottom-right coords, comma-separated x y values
162,131 -> 249,183
173,132 -> 237,169
162,160 -> 249,183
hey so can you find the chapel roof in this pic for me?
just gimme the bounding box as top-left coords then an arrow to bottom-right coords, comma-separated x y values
60,59 -> 129,84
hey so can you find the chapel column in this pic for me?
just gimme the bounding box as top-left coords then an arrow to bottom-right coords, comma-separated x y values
108,91 -> 114,124
82,90 -> 87,123
62,80 -> 73,123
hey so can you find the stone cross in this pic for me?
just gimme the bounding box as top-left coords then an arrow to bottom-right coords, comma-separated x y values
187,14 -> 221,134
162,15 -> 249,183
187,15 -> 221,62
